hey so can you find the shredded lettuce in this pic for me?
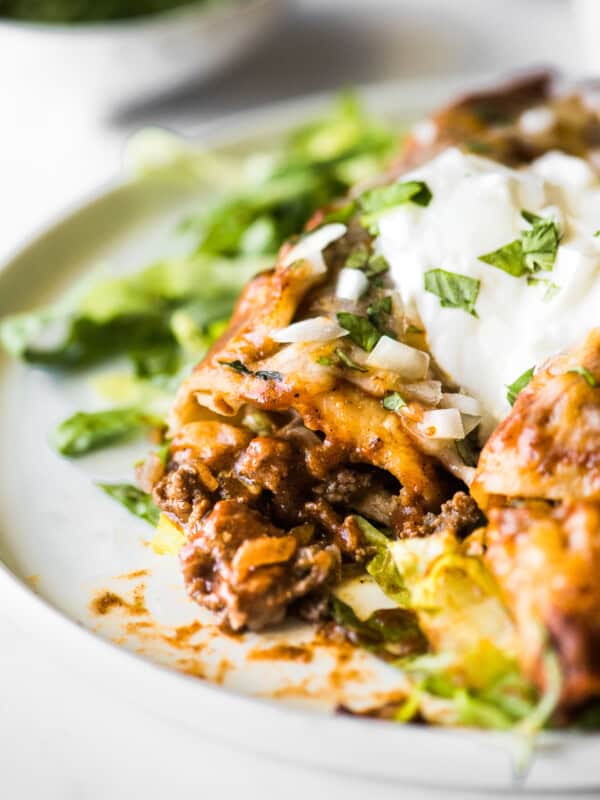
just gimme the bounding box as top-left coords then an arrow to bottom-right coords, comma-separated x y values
337,516 -> 560,734
330,596 -> 427,661
98,483 -> 160,527
180,93 -> 398,258
51,407 -> 164,457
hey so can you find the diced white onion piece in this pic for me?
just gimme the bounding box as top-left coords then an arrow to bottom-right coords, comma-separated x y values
440,392 -> 481,416
271,316 -> 347,344
519,107 -> 555,136
461,414 -> 482,436
281,223 -> 347,274
366,336 -> 430,380
419,408 -> 465,440
412,119 -> 437,146
404,380 -> 442,405
335,268 -> 369,301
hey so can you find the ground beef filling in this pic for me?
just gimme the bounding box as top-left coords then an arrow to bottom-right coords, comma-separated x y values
151,418 -> 479,631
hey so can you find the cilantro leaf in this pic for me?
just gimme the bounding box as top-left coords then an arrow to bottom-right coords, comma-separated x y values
522,218 -> 559,273
359,180 -> 432,233
526,276 -> 560,302
219,360 -> 282,381
254,369 -> 283,382
383,392 -> 406,411
365,254 -> 390,278
336,312 -> 381,352
344,248 -> 389,280
479,212 -> 559,278
335,348 -> 368,372
506,367 -> 535,406
567,365 -> 598,387
424,269 -> 480,317
344,247 -> 370,269
219,359 -> 252,375
367,295 -> 394,336
479,239 -> 525,277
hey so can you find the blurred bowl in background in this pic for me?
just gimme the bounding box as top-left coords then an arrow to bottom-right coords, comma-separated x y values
572,0 -> 600,75
0,0 -> 284,113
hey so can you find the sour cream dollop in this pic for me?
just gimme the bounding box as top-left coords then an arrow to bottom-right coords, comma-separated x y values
376,147 -> 600,439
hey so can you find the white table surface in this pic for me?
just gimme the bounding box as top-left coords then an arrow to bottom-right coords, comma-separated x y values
0,1 -> 590,797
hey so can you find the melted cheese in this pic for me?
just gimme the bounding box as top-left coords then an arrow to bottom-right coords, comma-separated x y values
377,147 -> 600,439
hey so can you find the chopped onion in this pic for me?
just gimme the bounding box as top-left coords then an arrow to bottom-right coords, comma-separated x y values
404,380 -> 442,405
271,316 -> 347,344
419,408 -> 465,440
336,268 -> 369,301
519,107 -> 555,136
412,119 -> 437,147
461,414 -> 481,436
440,392 -> 481,416
366,336 -> 430,380
282,224 -> 347,274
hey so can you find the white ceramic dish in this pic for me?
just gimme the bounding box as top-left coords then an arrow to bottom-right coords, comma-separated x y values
0,0 -> 283,111
0,77 -> 599,792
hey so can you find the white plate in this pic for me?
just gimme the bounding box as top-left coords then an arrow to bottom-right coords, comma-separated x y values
0,77 -> 598,792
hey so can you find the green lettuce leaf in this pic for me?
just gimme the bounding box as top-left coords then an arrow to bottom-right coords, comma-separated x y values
51,407 -> 163,457
97,483 -> 159,526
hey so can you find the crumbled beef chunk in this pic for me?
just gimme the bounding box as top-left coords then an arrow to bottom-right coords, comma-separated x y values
235,436 -> 295,494
400,491 -> 483,539
153,463 -> 211,525
180,500 -> 341,630
315,467 -> 373,505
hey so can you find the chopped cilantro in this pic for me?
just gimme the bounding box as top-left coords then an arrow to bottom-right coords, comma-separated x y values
367,296 -> 392,316
219,359 -> 252,375
344,248 -> 389,280
567,365 -> 598,387
336,311 -> 381,352
367,295 -> 394,337
383,392 -> 406,411
316,355 -> 335,367
344,247 -> 370,269
506,367 -> 535,406
526,276 -> 560,302
479,211 -> 559,278
335,348 -> 368,372
405,323 -> 424,334
359,180 -> 432,233
522,217 -> 559,273
365,254 -> 390,278
479,239 -> 525,277
219,360 -> 282,381
254,369 -> 283,382
424,269 -> 480,317
594,230 -> 600,238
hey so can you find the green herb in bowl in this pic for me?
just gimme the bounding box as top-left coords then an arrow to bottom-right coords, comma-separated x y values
0,0 -> 215,23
